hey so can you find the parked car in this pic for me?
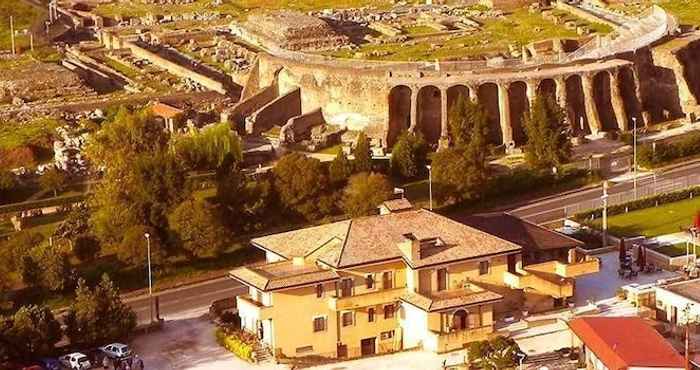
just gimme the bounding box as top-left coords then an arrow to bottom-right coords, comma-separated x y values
36,358 -> 61,370
99,343 -> 132,360
58,353 -> 91,370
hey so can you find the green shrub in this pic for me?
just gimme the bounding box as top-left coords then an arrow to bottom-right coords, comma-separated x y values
638,131 -> 700,168
574,185 -> 700,221
215,328 -> 256,362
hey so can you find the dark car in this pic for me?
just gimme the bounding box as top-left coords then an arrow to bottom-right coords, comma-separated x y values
36,359 -> 60,370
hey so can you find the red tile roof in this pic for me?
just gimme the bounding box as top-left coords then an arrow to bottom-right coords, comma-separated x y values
569,317 -> 684,370
152,102 -> 184,119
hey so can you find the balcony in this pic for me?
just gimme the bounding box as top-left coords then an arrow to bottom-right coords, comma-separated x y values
503,271 -> 573,298
328,287 -> 406,311
237,294 -> 273,320
524,258 -> 600,279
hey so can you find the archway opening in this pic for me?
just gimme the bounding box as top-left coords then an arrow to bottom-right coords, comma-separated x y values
477,83 -> 502,145
619,67 -> 642,127
417,85 -> 442,146
538,79 -> 557,100
387,85 -> 412,148
508,81 -> 528,145
593,71 -> 619,131
451,309 -> 468,331
565,75 -> 589,136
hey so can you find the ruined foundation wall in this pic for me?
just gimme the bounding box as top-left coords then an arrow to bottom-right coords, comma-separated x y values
246,88 -> 302,135
227,84 -> 279,131
280,108 -> 327,144
257,53 -> 390,140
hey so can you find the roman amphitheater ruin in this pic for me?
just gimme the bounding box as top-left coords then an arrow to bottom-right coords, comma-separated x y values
13,0 -> 700,152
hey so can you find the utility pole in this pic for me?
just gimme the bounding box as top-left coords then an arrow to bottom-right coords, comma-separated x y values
10,16 -> 16,55
426,165 -> 433,211
602,180 -> 609,248
30,32 -> 34,52
144,232 -> 153,326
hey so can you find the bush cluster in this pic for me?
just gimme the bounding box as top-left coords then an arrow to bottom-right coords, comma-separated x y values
484,167 -> 588,199
574,185 -> 700,221
216,328 -> 256,362
638,131 -> 700,168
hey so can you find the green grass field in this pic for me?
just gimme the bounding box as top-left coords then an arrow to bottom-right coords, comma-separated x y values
655,242 -> 700,257
590,197 -> 700,237
0,0 -> 44,51
95,0 -> 393,18
0,117 -> 61,151
658,0 -> 700,25
327,9 -> 589,61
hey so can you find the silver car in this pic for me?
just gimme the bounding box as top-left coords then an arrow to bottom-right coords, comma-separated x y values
99,343 -> 133,360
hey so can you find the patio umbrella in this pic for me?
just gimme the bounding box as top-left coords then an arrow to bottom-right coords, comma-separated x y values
637,244 -> 646,268
619,237 -> 627,262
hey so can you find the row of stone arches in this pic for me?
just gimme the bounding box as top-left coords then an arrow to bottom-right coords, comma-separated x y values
386,66 -> 642,149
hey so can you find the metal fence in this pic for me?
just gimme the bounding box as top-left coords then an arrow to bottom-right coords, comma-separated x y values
563,172 -> 700,218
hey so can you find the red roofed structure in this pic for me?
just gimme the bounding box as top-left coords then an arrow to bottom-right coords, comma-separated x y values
569,316 -> 684,370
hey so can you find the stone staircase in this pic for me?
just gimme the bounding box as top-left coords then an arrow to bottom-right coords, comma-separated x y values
252,343 -> 274,364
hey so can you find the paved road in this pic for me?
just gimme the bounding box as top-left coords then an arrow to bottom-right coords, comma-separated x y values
124,277 -> 248,325
510,161 -> 700,224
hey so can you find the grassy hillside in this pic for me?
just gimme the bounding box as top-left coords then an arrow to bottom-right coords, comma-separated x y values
0,0 -> 44,51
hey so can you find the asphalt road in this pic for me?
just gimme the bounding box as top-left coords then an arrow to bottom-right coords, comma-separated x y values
510,161 -> 700,224
124,277 -> 248,325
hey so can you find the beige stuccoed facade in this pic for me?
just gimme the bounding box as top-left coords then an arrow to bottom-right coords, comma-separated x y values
229,202 -> 600,360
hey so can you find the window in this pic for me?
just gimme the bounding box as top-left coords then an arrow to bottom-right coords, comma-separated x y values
296,346 -> 313,354
313,316 -> 326,332
368,307 -> 375,323
479,261 -> 490,275
340,278 -> 353,297
316,284 -> 324,298
365,274 -> 375,289
437,268 -> 448,291
380,330 -> 394,340
342,311 -> 354,327
384,304 -> 395,319
382,271 -> 394,289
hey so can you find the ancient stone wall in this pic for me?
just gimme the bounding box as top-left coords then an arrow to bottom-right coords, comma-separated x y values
279,108 -> 327,144
245,88 -> 302,135
225,84 -> 278,132
256,53 -> 390,140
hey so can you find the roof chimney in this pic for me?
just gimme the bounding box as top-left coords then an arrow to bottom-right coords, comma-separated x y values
398,233 -> 421,262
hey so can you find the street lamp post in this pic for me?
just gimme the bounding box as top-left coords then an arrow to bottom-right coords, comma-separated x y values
632,117 -> 638,200
426,165 -> 433,211
602,181 -> 609,248
144,232 -> 153,325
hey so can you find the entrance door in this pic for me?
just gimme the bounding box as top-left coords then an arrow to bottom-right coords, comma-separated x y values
507,254 -> 517,273
360,337 -> 376,356
337,344 -> 348,358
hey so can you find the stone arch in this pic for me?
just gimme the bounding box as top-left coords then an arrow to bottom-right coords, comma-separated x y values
619,66 -> 642,126
538,79 -> 557,100
477,82 -> 503,145
387,85 -> 412,148
508,81 -> 528,145
565,74 -> 589,135
593,71 -> 619,131
451,309 -> 468,330
417,85 -> 443,146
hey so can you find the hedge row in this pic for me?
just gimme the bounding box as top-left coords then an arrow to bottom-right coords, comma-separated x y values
638,131 -> 700,168
0,194 -> 86,215
574,185 -> 700,221
215,328 -> 255,362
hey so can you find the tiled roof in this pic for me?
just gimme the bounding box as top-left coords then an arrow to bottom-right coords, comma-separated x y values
459,213 -> 583,252
253,210 -> 522,269
569,317 -> 684,370
401,288 -> 502,312
152,102 -> 184,119
229,261 -> 339,292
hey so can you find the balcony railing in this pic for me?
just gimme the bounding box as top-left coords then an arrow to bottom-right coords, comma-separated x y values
427,325 -> 493,353
328,287 -> 405,311
503,271 -> 573,298
523,257 -> 600,279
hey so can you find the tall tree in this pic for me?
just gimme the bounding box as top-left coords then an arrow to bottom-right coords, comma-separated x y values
64,275 -> 137,348
273,153 -> 333,220
174,123 -> 243,170
390,132 -> 428,179
4,305 -> 62,358
29,244 -> 72,292
342,172 -> 393,217
170,198 -> 231,258
328,150 -> 353,187
114,225 -> 165,266
523,95 -> 572,169
39,168 -> 67,197
352,132 -> 372,173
